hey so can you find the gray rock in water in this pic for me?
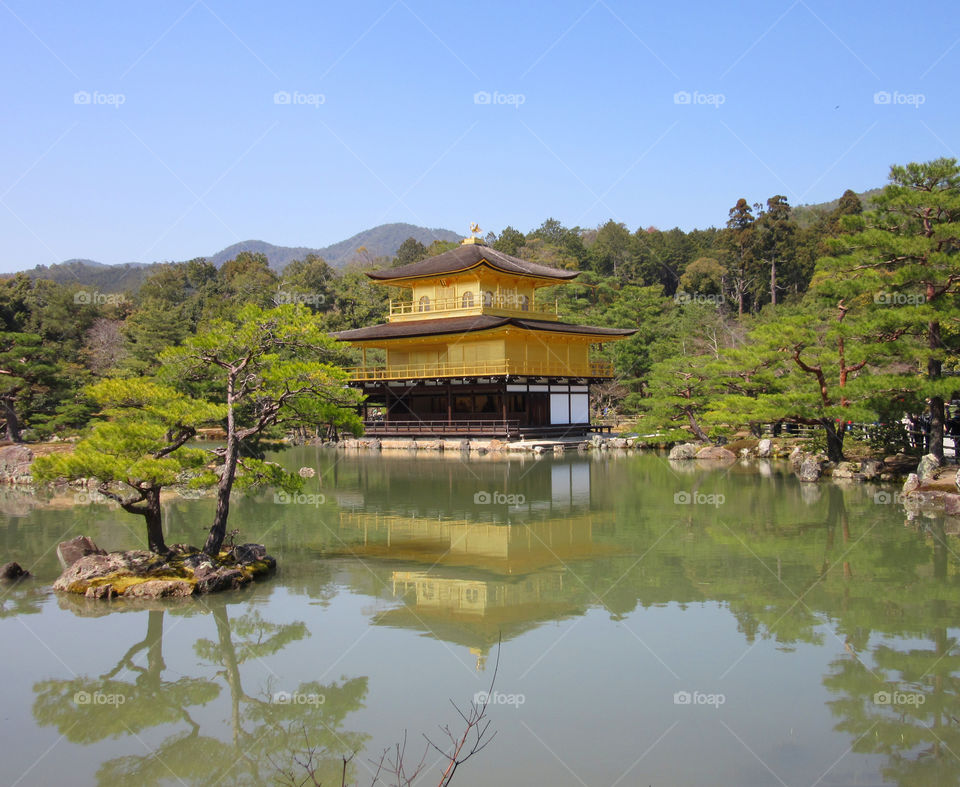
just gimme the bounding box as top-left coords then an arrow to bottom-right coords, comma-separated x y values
902,473 -> 921,494
756,439 -> 773,458
298,467 -> 316,478
84,584 -> 115,600
789,447 -> 806,473
668,443 -> 700,461
57,535 -> 106,569
194,565 -> 246,594
123,579 -> 194,599
695,446 -> 737,463
232,543 -> 268,564
1,561 -> 28,580
916,453 -> 941,484
52,551 -> 166,593
832,462 -> 858,479
798,455 -> 823,482
860,459 -> 884,480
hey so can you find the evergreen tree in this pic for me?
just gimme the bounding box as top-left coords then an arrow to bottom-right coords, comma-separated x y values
492,225 -> 526,256
816,158 -> 960,460
392,237 -> 427,267
0,332 -> 58,441
159,304 -> 363,556
32,379 -> 224,553
720,198 -> 759,316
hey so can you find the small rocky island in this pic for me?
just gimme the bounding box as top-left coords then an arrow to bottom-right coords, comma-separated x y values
52,536 -> 276,600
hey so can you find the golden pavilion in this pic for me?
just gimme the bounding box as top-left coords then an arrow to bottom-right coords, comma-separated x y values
333,234 -> 635,437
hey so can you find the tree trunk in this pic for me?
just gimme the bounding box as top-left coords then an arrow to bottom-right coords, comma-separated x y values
122,486 -> 167,554
686,409 -> 710,442
204,383 -> 239,557
770,258 -> 777,306
823,419 -> 845,462
205,435 -> 238,556
928,319 -> 945,462
144,487 -> 167,554
929,397 -> 945,461
3,397 -> 21,442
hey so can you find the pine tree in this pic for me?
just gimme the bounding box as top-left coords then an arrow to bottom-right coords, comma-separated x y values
816,158 -> 960,460
32,380 -> 224,554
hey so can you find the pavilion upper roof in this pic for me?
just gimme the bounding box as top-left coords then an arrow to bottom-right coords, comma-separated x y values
366,240 -> 580,283
332,314 -> 636,342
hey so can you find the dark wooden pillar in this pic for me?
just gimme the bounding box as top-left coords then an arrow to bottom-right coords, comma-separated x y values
501,383 -> 508,436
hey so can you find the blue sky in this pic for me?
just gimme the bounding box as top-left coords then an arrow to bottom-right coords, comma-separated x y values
0,0 -> 957,271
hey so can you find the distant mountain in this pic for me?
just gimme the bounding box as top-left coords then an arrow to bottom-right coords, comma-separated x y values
7,222 -> 462,291
792,188 -> 882,228
205,223 -> 460,270
317,223 -> 460,267
205,240 -> 326,271
15,260 -> 155,292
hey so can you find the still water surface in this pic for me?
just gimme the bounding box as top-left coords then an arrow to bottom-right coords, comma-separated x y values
0,449 -> 958,786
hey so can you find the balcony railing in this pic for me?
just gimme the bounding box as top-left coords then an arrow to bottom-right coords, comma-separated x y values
346,359 -> 615,381
389,295 -> 558,320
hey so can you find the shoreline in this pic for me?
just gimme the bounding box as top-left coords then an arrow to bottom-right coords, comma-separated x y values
2,435 -> 957,516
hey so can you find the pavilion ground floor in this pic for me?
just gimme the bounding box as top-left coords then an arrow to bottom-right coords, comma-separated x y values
351,376 -> 608,438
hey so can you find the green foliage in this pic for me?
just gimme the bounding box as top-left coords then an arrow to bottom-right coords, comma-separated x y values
32,379 -> 224,491
392,237 -> 427,267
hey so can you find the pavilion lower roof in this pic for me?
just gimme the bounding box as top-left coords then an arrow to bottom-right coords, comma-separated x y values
331,315 -> 637,342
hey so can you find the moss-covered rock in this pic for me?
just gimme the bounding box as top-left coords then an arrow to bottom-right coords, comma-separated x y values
52,541 -> 276,599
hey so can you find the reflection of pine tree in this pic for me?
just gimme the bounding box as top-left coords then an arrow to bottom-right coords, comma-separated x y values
32,606 -> 369,786
195,604 -> 369,784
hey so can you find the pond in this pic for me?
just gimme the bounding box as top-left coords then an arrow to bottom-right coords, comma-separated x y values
0,448 -> 957,786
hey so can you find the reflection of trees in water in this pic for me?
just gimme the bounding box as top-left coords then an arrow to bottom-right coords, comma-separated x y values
822,517 -> 960,786
0,579 -> 44,618
32,604 -> 368,786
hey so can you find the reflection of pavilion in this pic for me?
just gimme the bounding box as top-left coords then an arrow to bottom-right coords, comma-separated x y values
336,458 -> 620,668
338,511 -> 618,667
337,511 -> 618,574
381,568 -> 578,670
